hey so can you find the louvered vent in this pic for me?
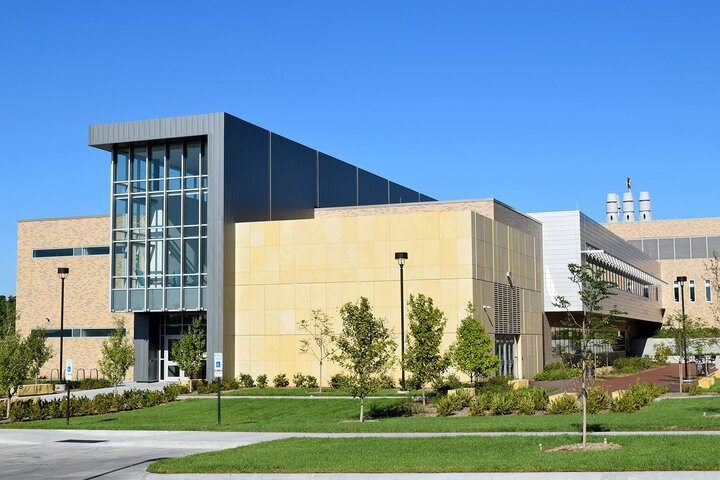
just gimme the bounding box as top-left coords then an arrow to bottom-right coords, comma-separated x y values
494,283 -> 520,334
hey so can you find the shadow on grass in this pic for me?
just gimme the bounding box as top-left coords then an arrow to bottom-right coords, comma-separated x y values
570,422 -> 609,432
368,400 -> 413,419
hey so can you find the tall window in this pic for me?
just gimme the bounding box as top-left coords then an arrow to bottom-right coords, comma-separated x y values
689,280 -> 696,302
111,138 -> 208,312
673,281 -> 679,303
707,280 -> 712,302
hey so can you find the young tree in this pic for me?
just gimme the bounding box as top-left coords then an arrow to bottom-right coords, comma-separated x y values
553,263 -> 625,449
404,294 -> 449,404
99,316 -> 135,395
171,317 -> 206,392
707,251 -> 720,325
0,295 -> 16,336
298,309 -> 336,393
0,321 -> 51,419
664,311 -> 705,380
450,302 -> 499,384
332,297 -> 396,422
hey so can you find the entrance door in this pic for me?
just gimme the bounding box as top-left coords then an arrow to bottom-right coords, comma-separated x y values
495,335 -> 517,379
165,335 -> 187,380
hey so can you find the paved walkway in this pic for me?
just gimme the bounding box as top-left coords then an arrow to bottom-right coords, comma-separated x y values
532,364 -> 695,393
2,429 -> 720,479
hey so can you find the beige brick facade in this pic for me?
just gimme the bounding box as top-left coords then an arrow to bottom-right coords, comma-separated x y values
229,204 -> 545,382
604,218 -> 720,327
16,215 -> 132,380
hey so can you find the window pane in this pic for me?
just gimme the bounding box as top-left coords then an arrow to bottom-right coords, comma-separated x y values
186,142 -> 200,176
131,196 -> 146,229
150,180 -> 164,191
130,242 -> 146,277
148,240 -> 163,276
184,238 -> 198,274
201,191 -> 207,224
132,181 -> 146,193
115,147 -> 129,182
113,278 -> 126,288
184,192 -> 199,225
150,195 -> 164,227
84,246 -> 110,256
690,280 -> 696,302
166,276 -> 181,287
132,146 -> 147,180
707,280 -> 712,302
167,239 -> 182,275
150,145 -> 165,178
184,177 -> 199,189
169,143 -> 182,177
113,243 -> 127,276
114,183 -> 128,194
168,178 -> 182,190
201,237 -> 206,273
201,140 -> 207,175
114,197 -> 128,229
167,194 -> 181,227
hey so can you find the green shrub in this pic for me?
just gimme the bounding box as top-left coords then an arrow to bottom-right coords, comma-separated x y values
222,378 -> 239,390
476,375 -> 512,394
329,373 -> 347,390
548,394 -> 579,414
238,373 -> 255,388
524,387 -> 549,411
405,376 -> 423,390
293,373 -> 307,388
378,375 -> 395,390
432,374 -> 462,395
612,357 -> 657,374
273,373 -> 289,388
435,396 -> 456,416
489,392 -> 514,415
256,374 -> 268,388
451,389 -> 473,409
585,386 -> 610,414
518,395 -> 536,415
610,381 -> 668,413
683,383 -> 703,396
469,392 -> 493,416
68,378 -> 113,390
533,362 -> 579,381
305,375 -> 318,388
653,343 -> 673,364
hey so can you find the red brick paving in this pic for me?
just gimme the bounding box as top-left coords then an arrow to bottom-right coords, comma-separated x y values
531,364 -> 703,394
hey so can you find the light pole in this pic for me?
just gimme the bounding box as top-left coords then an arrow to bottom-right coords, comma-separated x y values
677,276 -> 688,378
395,252 -> 408,392
58,268 -> 69,384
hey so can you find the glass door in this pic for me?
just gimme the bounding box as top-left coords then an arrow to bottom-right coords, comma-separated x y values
165,335 -> 187,380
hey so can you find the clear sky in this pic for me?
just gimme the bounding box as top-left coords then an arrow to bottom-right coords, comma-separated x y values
1,1 -> 718,295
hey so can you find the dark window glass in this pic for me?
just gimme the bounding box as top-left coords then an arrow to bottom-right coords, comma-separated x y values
80,329 -> 122,338
149,240 -> 163,276
201,140 -> 208,175
115,148 -> 129,182
131,196 -> 146,229
201,238 -> 207,273
707,280 -> 712,302
169,144 -> 182,177
690,280 -> 696,302
186,142 -> 200,176
114,197 -> 128,230
84,246 -> 110,256
114,183 -> 128,194
150,195 -> 164,227
33,248 -> 74,258
201,191 -> 207,224
168,178 -> 182,190
184,192 -> 199,225
132,146 -> 147,180
113,243 -> 127,276
167,239 -> 182,275
673,281 -> 680,302
150,145 -> 165,178
44,329 -> 73,338
184,238 -> 199,274
130,242 -> 146,277
132,181 -> 146,193
167,194 -> 181,227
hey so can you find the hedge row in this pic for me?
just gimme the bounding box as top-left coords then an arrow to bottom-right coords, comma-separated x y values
1,385 -> 182,423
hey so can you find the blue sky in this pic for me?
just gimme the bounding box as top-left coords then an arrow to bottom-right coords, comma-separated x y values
1,1 -> 718,295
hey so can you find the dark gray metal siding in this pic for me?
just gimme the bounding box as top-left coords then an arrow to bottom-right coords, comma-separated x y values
318,153 -> 357,207
269,134 -> 317,221
390,182 -> 419,204
358,168 -> 389,205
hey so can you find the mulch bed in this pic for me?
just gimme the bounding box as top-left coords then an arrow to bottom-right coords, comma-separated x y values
546,442 -> 621,453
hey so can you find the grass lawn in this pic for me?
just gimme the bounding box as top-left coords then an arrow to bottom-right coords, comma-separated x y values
148,435 -> 720,473
221,388 -> 424,397
3,396 -> 720,432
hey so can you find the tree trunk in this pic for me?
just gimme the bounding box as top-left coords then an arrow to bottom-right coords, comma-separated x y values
582,319 -> 587,449
5,391 -> 10,419
360,397 -> 364,422
319,359 -> 323,394
422,385 -> 426,405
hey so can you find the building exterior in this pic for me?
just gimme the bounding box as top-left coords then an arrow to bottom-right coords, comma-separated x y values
530,211 -> 664,365
604,217 -> 720,327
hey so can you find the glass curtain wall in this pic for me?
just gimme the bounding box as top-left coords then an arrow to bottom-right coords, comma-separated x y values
111,138 -> 208,312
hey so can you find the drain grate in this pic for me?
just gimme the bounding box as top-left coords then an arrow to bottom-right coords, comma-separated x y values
57,439 -> 108,443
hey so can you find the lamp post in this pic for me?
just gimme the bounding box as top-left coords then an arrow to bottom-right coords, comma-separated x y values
58,268 -> 69,383
395,252 -> 408,392
677,276 -> 688,378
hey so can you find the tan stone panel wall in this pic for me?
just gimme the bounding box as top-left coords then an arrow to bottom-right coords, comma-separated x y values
604,218 -> 720,238
315,199 -> 495,219
660,259 -> 718,326
17,216 -> 132,379
232,208 -> 545,383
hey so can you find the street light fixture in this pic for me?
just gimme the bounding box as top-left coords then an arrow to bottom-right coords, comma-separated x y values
57,268 -> 69,383
677,276 -> 688,378
395,252 -> 408,392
